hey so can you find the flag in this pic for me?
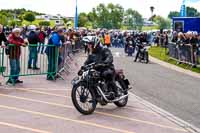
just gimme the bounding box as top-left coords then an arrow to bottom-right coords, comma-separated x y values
74,0 -> 78,31
180,4 -> 186,17
189,0 -> 200,2
180,0 -> 186,17
180,0 -> 200,17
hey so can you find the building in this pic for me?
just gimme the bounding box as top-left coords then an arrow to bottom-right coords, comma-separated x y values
36,14 -> 65,25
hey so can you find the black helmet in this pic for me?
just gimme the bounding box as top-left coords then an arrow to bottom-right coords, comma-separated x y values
92,36 -> 100,48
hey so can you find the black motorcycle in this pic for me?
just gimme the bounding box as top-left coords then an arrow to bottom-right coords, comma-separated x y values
135,42 -> 149,64
71,63 -> 131,115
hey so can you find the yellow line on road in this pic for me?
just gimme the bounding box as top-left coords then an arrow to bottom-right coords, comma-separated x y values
0,93 -> 187,132
15,88 -> 156,114
0,105 -> 134,133
0,121 -> 51,133
16,88 -> 68,98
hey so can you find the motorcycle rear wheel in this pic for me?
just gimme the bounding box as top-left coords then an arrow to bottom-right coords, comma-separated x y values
71,82 -> 97,115
114,80 -> 128,107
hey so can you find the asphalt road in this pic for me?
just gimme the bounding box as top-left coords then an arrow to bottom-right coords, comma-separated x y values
0,52 -> 188,133
112,48 -> 200,129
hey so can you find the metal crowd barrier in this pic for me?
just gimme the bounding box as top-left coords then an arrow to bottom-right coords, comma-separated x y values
168,42 -> 200,67
0,40 -> 82,85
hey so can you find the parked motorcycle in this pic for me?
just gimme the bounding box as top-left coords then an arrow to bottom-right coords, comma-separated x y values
71,63 -> 131,115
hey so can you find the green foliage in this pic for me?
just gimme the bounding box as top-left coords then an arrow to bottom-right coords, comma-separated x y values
81,3 -> 125,29
0,14 -> 8,25
153,16 -> 170,29
168,7 -> 200,19
78,13 -> 88,27
187,7 -> 200,17
168,11 -> 180,18
149,47 -> 200,73
39,21 -> 50,26
63,18 -> 68,24
0,8 -> 43,16
23,12 -> 36,23
124,8 -> 143,30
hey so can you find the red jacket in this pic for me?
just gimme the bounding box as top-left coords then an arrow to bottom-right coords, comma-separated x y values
8,33 -> 24,59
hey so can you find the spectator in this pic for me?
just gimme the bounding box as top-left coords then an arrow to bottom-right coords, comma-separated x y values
171,31 -> 178,43
46,27 -> 64,80
0,24 -> 8,45
104,32 -> 111,47
0,24 -> 8,85
7,28 -> 26,84
27,25 -> 40,70
198,34 -> 200,56
38,27 -> 46,54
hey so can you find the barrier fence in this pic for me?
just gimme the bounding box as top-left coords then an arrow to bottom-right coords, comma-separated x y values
168,42 -> 200,67
0,42 -> 81,85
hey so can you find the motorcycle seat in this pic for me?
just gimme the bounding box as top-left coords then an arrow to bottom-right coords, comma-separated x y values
115,69 -> 123,75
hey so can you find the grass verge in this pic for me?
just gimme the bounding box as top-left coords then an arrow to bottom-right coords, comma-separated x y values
149,46 -> 200,73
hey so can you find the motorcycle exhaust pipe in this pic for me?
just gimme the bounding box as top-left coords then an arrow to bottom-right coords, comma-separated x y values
97,86 -> 129,103
113,94 -> 128,102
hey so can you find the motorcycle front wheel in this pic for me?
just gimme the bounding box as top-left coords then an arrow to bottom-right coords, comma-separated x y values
71,82 -> 97,115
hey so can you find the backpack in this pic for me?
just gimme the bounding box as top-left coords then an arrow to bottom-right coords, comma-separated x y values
38,32 -> 45,42
28,31 -> 38,44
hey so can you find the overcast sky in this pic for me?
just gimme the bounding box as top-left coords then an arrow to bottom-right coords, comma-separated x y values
0,0 -> 200,18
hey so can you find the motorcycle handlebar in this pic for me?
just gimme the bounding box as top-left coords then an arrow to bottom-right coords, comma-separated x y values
81,63 -> 109,70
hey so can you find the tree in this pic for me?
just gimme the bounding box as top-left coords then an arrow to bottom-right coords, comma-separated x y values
78,13 -> 88,27
124,8 -> 143,30
87,8 -> 98,28
107,3 -> 124,29
9,20 -> 16,27
187,7 -> 200,17
0,14 -> 8,25
96,3 -> 110,28
63,18 -> 68,24
168,11 -> 180,19
153,16 -> 170,29
90,3 -> 124,29
39,21 -> 50,26
23,12 -> 35,23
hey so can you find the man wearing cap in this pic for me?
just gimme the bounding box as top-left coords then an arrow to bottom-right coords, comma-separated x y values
46,27 -> 64,80
7,28 -> 26,84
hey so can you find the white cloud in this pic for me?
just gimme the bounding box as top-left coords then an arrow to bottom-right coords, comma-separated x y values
0,0 -> 199,18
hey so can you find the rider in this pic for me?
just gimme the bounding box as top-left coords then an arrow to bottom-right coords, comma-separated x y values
134,33 -> 147,62
84,36 -> 119,98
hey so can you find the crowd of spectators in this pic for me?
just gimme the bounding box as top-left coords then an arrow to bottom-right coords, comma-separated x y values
0,23 -> 200,85
0,24 -> 84,84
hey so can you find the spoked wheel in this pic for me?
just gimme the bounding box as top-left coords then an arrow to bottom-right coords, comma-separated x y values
71,82 -> 97,115
114,80 -> 128,107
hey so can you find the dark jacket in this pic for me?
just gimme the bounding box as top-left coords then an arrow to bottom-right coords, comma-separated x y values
8,33 -> 24,59
0,32 -> 8,45
28,31 -> 39,44
84,46 -> 113,66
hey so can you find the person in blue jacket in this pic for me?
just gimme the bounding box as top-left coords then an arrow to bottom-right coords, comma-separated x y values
46,27 -> 64,80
